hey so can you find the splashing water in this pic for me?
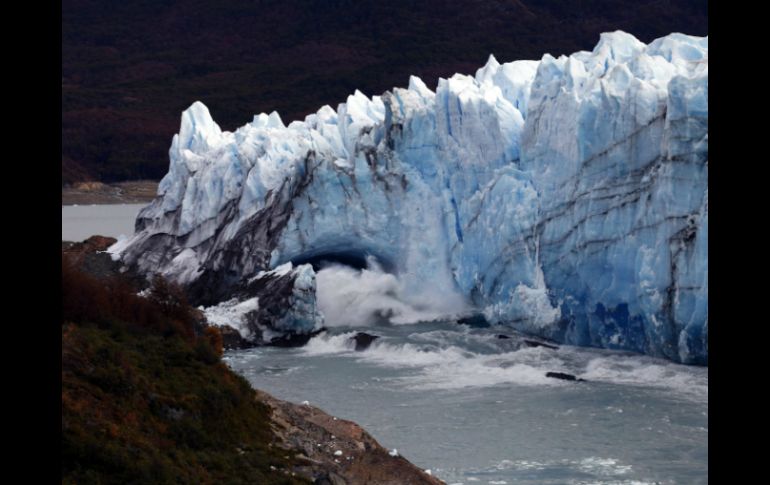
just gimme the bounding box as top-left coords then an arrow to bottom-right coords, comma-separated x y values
315,256 -> 469,327
225,320 -> 707,484
227,252 -> 707,485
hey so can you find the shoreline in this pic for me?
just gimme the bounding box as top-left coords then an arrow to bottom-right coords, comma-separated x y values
62,180 -> 158,205
255,388 -> 443,484
62,235 -> 441,484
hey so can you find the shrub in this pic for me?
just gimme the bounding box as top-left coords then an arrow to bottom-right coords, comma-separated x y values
204,326 -> 224,357
61,257 -> 309,484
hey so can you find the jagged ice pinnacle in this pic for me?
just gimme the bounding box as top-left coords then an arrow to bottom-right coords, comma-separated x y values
111,31 -> 708,364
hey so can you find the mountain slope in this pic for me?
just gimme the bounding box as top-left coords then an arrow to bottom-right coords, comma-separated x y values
62,0 -> 707,183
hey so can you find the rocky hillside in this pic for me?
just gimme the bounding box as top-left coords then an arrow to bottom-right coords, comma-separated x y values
62,239 -> 439,484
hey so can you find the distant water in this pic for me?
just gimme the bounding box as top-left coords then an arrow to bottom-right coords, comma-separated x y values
61,204 -> 146,241
225,322 -> 708,485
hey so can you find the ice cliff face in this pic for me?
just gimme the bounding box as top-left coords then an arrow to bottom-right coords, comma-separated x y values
201,262 -> 324,346
112,31 -> 708,364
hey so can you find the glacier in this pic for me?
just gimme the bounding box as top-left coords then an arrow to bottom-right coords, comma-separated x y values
111,31 -> 707,364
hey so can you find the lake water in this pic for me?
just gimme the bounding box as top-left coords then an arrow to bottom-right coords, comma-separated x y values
64,204 -> 708,484
225,323 -> 708,485
61,204 -> 146,241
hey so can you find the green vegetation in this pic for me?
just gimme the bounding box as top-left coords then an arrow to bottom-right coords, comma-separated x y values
61,256 -> 308,484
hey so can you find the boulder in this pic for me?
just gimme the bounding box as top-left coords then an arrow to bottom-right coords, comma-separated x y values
351,332 -> 380,351
545,371 -> 586,382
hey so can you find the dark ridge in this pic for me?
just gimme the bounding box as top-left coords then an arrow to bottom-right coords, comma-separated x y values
62,0 -> 708,184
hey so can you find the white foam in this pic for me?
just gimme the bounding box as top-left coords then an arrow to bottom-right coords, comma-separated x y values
402,357 -> 558,390
481,457 -> 649,484
577,457 -> 632,476
407,328 -> 502,351
299,327 -> 707,399
315,258 -> 468,327
578,352 -> 708,402
298,326 -> 568,390
302,331 -> 358,356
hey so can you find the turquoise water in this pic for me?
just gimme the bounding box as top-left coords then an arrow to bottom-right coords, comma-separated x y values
225,322 -> 707,485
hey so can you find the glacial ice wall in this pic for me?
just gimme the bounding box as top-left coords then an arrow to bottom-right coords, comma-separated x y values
112,31 -> 707,364
518,33 -> 708,363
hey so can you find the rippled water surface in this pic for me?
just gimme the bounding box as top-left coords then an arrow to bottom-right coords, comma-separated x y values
225,322 -> 708,484
65,203 -> 707,484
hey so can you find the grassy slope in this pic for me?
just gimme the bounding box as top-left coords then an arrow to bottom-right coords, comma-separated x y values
62,0 -> 708,184
61,256 -> 308,484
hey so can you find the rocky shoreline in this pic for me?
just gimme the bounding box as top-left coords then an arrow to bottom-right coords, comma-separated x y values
256,389 -> 442,485
62,234 -> 441,484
